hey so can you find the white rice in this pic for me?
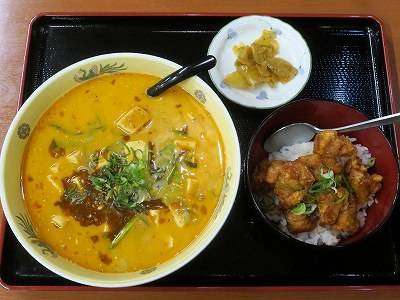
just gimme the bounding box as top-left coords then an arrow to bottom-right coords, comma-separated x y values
261,138 -> 377,246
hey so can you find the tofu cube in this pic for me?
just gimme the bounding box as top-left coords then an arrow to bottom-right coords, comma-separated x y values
115,107 -> 151,134
51,215 -> 70,228
66,150 -> 81,164
185,178 -> 200,197
174,137 -> 197,150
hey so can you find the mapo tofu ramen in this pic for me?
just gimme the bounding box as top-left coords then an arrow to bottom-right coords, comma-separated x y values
21,73 -> 225,272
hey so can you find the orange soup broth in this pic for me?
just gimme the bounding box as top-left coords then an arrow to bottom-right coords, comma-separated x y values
22,73 -> 225,273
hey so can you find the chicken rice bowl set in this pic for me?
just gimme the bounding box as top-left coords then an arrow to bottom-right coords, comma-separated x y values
0,15 -> 399,288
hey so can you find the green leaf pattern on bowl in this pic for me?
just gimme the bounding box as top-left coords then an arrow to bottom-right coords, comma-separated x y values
16,213 -> 57,258
213,166 -> 232,220
17,123 -> 30,139
140,266 -> 157,275
74,62 -> 127,83
194,89 -> 207,104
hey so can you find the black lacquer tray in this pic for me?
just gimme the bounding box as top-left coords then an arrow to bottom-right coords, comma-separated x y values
1,13 -> 399,290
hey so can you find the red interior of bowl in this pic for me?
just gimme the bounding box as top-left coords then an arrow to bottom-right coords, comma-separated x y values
247,99 -> 400,247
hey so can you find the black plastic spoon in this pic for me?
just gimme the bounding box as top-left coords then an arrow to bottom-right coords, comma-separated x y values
146,55 -> 217,97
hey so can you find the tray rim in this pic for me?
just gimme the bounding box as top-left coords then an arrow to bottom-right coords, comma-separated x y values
1,12 -> 398,292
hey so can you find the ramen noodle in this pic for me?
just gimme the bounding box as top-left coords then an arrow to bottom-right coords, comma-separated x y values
21,73 -> 225,272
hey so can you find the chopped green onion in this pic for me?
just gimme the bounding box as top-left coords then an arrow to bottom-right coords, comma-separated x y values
109,214 -> 150,249
259,193 -> 276,212
64,186 -> 87,204
341,173 -> 354,193
367,157 -> 376,168
109,217 -> 136,249
159,143 -> 175,159
309,166 -> 340,194
303,193 -> 318,204
304,203 -> 317,215
62,140 -> 195,248
185,160 -> 198,168
309,179 -> 334,193
49,123 -> 84,135
166,166 -> 177,184
292,202 -> 317,216
292,202 -> 306,215
335,192 -> 349,205
320,168 -> 334,179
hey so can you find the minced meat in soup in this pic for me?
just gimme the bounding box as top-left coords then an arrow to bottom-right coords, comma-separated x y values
21,73 -> 225,272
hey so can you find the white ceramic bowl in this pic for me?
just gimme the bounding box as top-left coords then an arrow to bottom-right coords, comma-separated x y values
0,53 -> 241,288
208,15 -> 312,109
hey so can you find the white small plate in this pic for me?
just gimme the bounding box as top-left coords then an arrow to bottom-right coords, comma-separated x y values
208,15 -> 312,109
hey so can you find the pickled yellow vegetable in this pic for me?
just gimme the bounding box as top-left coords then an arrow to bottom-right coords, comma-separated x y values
224,30 -> 298,89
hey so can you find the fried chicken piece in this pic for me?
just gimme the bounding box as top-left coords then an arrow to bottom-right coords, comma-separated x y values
252,158 -> 276,190
321,157 -> 344,174
317,187 -> 348,227
333,194 -> 360,235
264,160 -> 285,184
261,160 -> 315,186
297,154 -> 322,178
314,130 -> 357,158
298,153 -> 343,176
276,189 -> 306,211
345,156 -> 383,205
285,210 -> 318,234
255,159 -> 315,210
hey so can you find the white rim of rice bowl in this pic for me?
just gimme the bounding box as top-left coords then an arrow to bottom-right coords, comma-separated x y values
208,15 -> 312,109
0,53 -> 241,287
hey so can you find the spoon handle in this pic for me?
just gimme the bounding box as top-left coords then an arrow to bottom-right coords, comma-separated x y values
333,112 -> 400,133
146,55 -> 217,97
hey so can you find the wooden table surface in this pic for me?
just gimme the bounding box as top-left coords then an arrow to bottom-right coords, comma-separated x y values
1,0 -> 400,299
